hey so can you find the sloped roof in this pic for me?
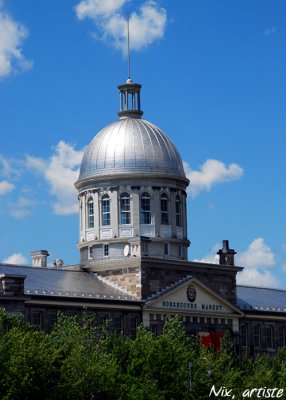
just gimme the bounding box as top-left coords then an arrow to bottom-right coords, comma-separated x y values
237,285 -> 286,312
0,264 -> 137,301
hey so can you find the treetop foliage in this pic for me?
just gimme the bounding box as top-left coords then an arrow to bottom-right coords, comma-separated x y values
0,310 -> 284,400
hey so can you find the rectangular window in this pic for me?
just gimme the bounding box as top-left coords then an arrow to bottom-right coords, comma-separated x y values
178,245 -> 182,257
102,197 -> 110,226
98,313 -> 111,330
164,243 -> 169,256
161,195 -> 169,225
48,311 -> 57,333
88,245 -> 93,259
88,201 -> 94,228
150,324 -> 158,336
253,324 -> 261,348
175,196 -> 182,226
240,324 -> 247,347
140,193 -> 151,224
113,315 -> 123,335
279,326 -> 286,347
120,194 -> 131,224
103,244 -> 109,257
128,316 -> 139,339
265,325 -> 274,348
31,311 -> 43,329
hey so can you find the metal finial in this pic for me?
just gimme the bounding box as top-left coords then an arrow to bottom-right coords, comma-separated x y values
127,17 -> 131,81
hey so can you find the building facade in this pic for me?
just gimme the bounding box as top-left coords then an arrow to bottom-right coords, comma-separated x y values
1,75 -> 286,354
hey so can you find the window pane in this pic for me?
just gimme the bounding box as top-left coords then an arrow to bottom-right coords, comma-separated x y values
253,324 -> 261,348
88,200 -> 94,228
113,315 -> 123,335
279,327 -> 285,347
161,194 -> 169,225
266,326 -> 274,348
140,192 -> 151,224
128,316 -> 139,339
102,196 -> 110,226
103,244 -> 109,256
164,243 -> 169,255
240,324 -> 247,347
120,193 -> 131,224
176,196 -> 182,227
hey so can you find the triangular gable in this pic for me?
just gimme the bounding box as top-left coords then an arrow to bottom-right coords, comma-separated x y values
144,278 -> 243,316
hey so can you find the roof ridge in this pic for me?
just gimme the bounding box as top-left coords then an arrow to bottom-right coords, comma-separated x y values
238,285 -> 286,292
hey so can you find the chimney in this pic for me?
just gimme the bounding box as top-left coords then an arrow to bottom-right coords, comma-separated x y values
217,240 -> 236,266
53,259 -> 64,268
31,250 -> 49,268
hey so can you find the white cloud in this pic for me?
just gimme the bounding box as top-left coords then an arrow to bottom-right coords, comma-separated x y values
237,268 -> 279,288
75,0 -> 127,19
195,253 -> 219,264
0,4 -> 32,78
26,141 -> 84,215
237,237 -> 275,269
184,159 -> 244,198
0,180 -> 14,195
263,26 -> 277,36
75,0 -> 167,54
195,238 -> 279,288
192,243 -> 220,264
9,196 -> 42,218
3,252 -> 28,265
236,238 -> 277,288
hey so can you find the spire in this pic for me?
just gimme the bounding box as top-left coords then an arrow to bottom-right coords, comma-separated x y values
127,17 -> 131,81
117,18 -> 143,119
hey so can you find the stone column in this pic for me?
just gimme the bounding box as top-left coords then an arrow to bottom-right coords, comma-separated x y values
153,188 -> 160,236
132,189 -> 140,236
170,190 -> 177,237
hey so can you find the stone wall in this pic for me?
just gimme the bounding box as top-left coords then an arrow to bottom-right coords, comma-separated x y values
141,259 -> 241,304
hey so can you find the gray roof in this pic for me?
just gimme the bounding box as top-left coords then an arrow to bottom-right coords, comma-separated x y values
0,264 -> 137,301
77,117 -> 187,183
237,285 -> 286,312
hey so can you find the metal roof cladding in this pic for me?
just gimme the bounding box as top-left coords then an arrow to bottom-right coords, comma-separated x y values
237,286 -> 286,312
0,264 -> 137,301
78,118 -> 186,182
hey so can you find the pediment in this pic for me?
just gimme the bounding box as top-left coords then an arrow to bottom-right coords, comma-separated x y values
144,278 -> 243,316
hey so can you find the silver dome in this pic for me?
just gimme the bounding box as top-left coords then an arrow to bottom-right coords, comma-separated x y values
78,118 -> 186,182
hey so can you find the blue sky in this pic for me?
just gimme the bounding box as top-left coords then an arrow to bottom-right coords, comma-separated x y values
0,0 -> 285,288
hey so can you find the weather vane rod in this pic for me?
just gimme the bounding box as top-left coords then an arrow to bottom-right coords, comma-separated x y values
127,17 -> 131,80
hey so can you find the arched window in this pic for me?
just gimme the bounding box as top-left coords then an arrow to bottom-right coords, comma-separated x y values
176,195 -> 182,227
160,194 -> 169,225
87,198 -> 94,228
120,193 -> 131,224
140,192 -> 151,224
102,195 -> 110,226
